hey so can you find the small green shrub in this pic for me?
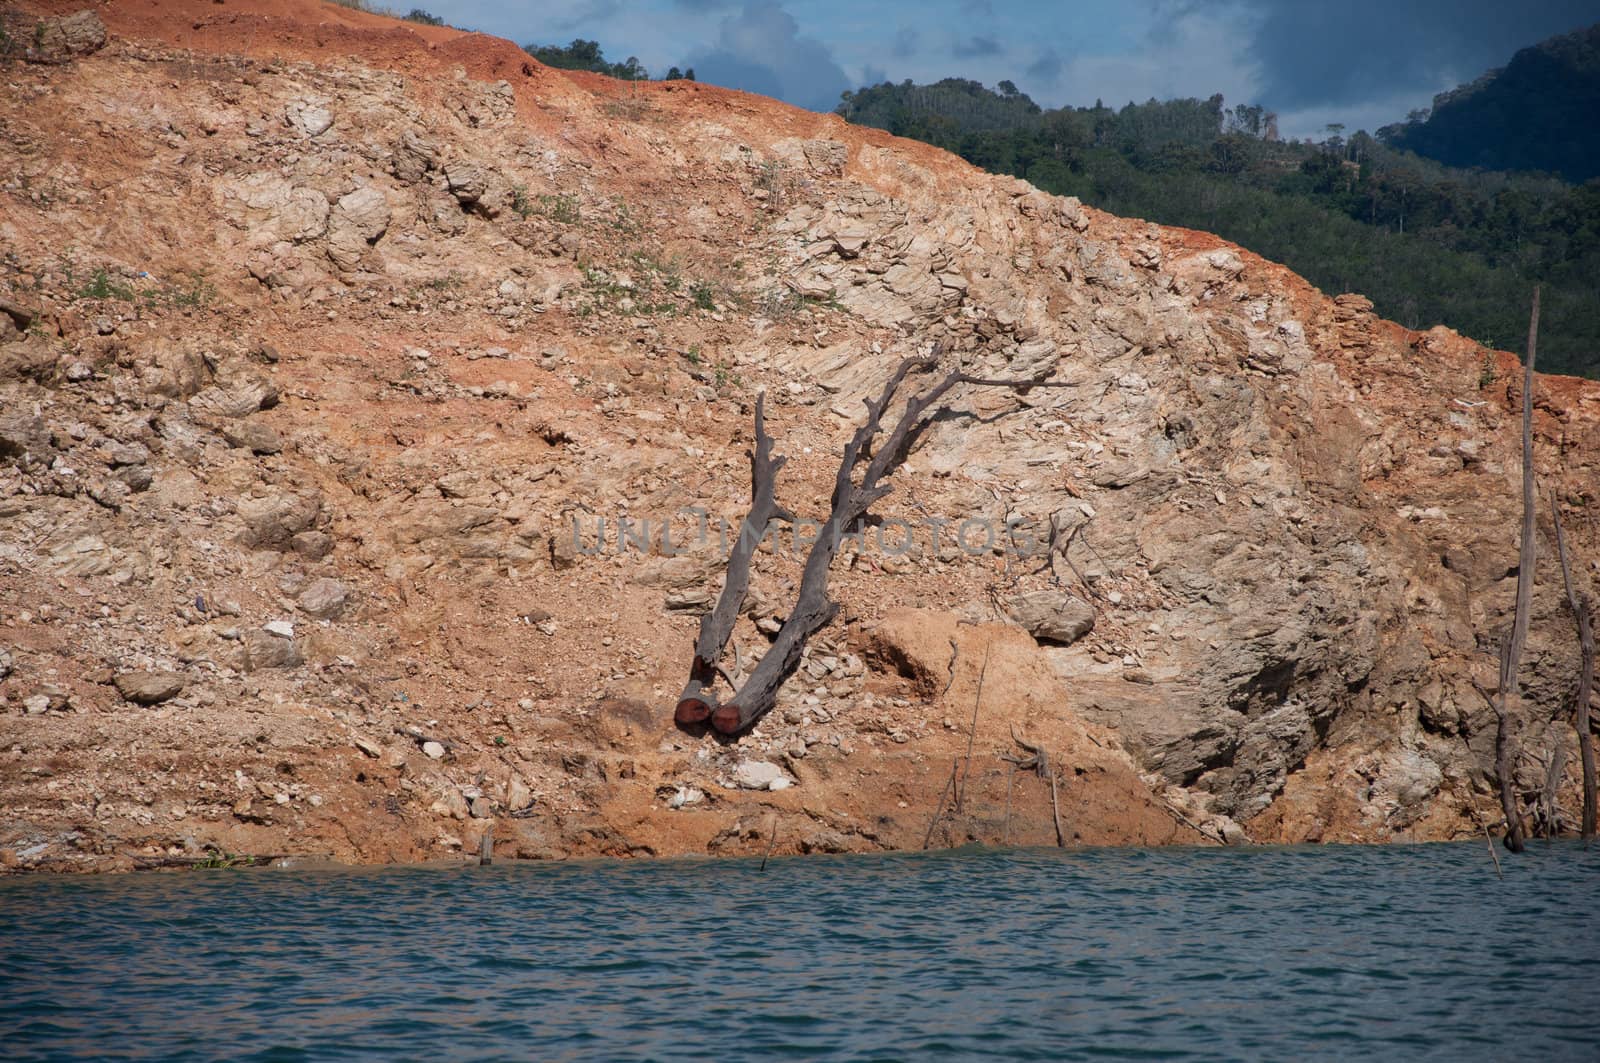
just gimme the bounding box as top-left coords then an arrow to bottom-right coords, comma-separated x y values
170,272 -> 216,308
75,267 -> 134,302
1478,352 -> 1497,389
510,183 -> 534,218
538,193 -> 580,224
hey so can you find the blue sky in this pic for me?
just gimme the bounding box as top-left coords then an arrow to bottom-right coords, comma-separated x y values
416,1 -> 1600,139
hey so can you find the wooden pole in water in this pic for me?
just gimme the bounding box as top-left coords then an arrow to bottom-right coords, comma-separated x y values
922,759 -> 959,850
1002,763 -> 1015,847
955,647 -> 990,814
1474,808 -> 1503,880
1049,755 -> 1066,848
1552,493 -> 1598,841
479,824 -> 495,866
760,814 -> 779,872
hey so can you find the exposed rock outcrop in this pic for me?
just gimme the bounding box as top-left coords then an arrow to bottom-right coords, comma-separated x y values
1,0 -> 1596,872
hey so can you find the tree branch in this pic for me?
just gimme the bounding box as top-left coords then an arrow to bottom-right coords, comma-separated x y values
675,394 -> 788,725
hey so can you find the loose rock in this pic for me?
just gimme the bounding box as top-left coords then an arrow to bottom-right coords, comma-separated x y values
113,671 -> 186,705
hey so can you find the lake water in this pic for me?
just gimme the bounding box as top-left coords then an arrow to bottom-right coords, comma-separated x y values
2,842 -> 1596,1060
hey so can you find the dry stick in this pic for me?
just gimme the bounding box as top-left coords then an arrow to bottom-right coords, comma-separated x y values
1002,764 -> 1016,846
1001,727 -> 1070,846
1048,756 -> 1066,848
1495,285 -> 1540,854
1467,802 -> 1505,880
676,394 -> 792,725
760,814 -> 779,872
1538,738 -> 1567,838
1552,494 -> 1598,841
955,647 -> 991,814
922,759 -> 959,850
1155,797 -> 1224,845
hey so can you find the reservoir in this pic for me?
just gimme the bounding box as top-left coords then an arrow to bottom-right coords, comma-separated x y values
3,842 -> 1596,1060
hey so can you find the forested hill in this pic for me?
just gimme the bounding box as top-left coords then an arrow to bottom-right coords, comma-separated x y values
1381,24 -> 1600,183
836,79 -> 1600,379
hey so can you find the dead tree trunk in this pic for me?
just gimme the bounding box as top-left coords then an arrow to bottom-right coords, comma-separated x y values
1552,493 -> 1597,840
1495,286 -> 1540,854
702,354 -> 1072,735
675,395 -> 792,726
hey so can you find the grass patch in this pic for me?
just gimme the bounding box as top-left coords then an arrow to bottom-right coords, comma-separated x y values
750,285 -> 842,319
73,267 -> 134,302
161,270 -> 216,309
193,849 -> 250,870
539,193 -> 581,224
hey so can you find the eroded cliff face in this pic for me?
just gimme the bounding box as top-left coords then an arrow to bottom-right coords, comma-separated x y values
3,2 -> 1598,872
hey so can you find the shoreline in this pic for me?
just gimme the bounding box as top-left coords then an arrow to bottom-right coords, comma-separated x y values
1,831 -> 1522,880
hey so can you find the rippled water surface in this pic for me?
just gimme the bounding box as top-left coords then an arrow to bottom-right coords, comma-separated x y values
3,842 -> 1597,1060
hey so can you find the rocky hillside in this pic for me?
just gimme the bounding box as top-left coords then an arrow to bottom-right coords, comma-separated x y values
3,1 -> 1598,873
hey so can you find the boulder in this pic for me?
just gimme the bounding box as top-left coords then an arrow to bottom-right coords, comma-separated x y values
34,10 -> 107,57
0,413 -> 54,470
732,760 -> 788,790
47,535 -> 119,577
286,100 -> 333,137
0,336 -> 55,384
392,128 -> 439,183
290,531 -> 334,560
103,442 -> 150,467
241,628 -> 301,670
237,493 -> 321,550
113,671 -> 186,705
223,174 -> 328,243
222,420 -> 283,455
1006,590 -> 1096,645
115,464 -> 153,493
297,578 -> 350,619
189,372 -> 279,418
327,187 -> 390,271
445,162 -> 487,204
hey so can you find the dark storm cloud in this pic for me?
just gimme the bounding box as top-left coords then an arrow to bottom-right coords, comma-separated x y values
953,34 -> 1003,58
1238,0 -> 1600,108
687,1 -> 851,111
1026,47 -> 1063,85
553,0 -> 625,31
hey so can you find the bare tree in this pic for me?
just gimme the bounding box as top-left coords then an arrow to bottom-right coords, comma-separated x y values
1552,493 -> 1597,840
681,351 -> 1071,735
1491,287 -> 1541,853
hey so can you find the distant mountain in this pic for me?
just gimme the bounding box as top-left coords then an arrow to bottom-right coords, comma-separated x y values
1380,24 -> 1600,181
